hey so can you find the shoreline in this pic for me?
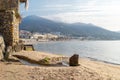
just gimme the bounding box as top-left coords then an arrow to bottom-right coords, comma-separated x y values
86,57 -> 120,66
30,50 -> 120,66
12,49 -> 120,67
1,51 -> 120,80
22,40 -> 120,65
13,51 -> 120,79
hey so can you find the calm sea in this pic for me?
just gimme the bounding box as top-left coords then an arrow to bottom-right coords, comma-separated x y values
34,40 -> 120,65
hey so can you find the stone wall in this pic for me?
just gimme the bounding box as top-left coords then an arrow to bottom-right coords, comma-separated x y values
0,10 -> 19,46
0,35 -> 5,60
0,0 -> 20,47
0,0 -> 19,11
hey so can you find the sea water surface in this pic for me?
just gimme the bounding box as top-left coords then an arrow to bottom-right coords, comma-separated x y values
34,40 -> 120,65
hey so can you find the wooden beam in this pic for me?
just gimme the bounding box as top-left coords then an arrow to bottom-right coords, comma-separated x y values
20,0 -> 26,3
20,0 -> 29,10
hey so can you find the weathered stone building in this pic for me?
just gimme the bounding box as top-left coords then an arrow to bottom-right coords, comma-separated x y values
0,0 -> 27,47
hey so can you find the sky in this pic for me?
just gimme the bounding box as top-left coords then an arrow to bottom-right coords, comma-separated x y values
20,0 -> 120,31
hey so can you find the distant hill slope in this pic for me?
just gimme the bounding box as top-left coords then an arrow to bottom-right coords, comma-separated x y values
20,15 -> 120,40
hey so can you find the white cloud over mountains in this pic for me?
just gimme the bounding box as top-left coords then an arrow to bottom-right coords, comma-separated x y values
42,0 -> 120,31
21,0 -> 120,31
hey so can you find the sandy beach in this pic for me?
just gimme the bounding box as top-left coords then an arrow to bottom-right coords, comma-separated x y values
0,51 -> 120,80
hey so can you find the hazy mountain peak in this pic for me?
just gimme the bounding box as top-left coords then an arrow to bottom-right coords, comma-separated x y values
20,15 -> 120,40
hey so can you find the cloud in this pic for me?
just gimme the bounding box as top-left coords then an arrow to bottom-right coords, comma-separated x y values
42,10 -> 120,31
42,12 -> 103,23
41,0 -> 120,31
21,0 -> 120,31
86,0 -> 98,6
43,4 -> 72,8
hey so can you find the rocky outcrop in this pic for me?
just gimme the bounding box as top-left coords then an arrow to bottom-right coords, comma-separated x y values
69,54 -> 79,66
0,35 -> 5,60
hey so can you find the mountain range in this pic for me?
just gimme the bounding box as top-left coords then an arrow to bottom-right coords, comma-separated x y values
20,15 -> 120,40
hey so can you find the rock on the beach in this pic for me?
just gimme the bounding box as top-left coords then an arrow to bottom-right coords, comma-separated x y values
14,44 -> 23,52
0,35 -> 5,60
69,54 -> 79,66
